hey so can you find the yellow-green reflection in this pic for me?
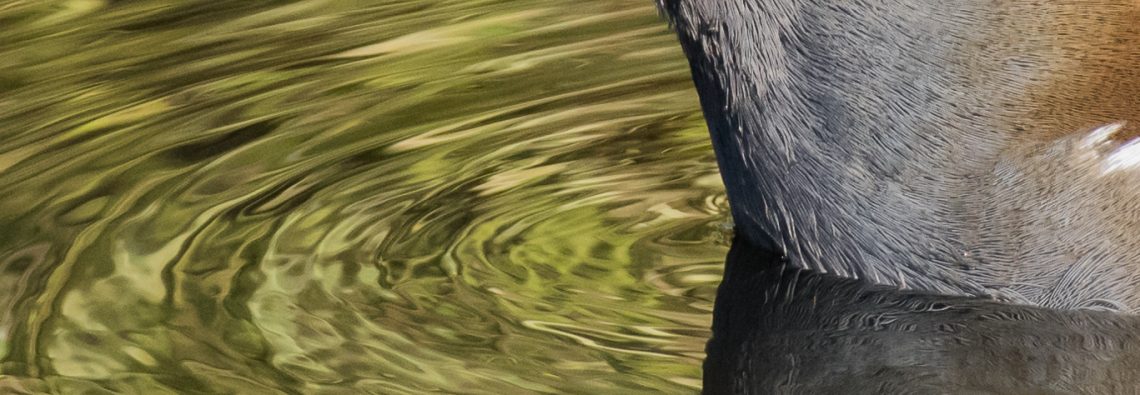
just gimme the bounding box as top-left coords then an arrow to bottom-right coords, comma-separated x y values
0,0 -> 727,393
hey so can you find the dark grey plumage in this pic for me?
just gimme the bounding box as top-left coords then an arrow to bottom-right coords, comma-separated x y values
658,0 -> 1140,311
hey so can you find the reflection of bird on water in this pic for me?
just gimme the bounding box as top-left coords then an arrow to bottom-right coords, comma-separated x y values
707,241 -> 1140,394
657,0 -> 1140,392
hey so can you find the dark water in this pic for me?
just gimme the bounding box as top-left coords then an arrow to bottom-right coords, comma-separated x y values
707,242 -> 1140,394
0,1 -> 728,393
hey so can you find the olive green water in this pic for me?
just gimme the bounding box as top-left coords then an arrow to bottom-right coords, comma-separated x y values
0,1 -> 728,393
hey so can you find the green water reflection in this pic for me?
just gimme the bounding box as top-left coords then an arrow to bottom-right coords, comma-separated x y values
0,1 -> 727,393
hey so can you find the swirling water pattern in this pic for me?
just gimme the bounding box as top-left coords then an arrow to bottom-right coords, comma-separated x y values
0,1 -> 727,393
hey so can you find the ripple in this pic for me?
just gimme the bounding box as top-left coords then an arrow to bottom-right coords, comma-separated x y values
0,0 -> 724,393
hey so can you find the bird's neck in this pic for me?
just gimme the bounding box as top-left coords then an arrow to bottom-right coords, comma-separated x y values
663,0 -> 1140,296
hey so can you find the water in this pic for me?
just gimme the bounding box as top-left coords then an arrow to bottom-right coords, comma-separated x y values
0,1 -> 728,393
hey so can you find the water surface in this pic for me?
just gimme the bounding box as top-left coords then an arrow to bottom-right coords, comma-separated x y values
0,1 -> 727,393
